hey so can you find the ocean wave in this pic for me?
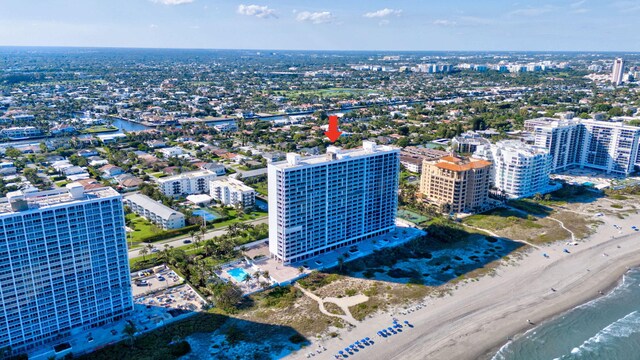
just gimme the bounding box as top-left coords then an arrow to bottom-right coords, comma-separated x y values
565,310 -> 640,357
574,269 -> 639,311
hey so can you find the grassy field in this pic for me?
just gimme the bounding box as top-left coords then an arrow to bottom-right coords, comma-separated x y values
250,181 -> 268,196
212,209 -> 268,229
463,207 -> 579,244
81,125 -> 119,133
126,213 -> 163,244
464,208 -> 540,231
277,87 -> 379,100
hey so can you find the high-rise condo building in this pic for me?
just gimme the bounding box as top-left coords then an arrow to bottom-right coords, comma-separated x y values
268,141 -> 400,264
526,118 -> 640,175
0,184 -> 133,354
474,140 -> 552,199
419,155 -> 492,214
612,58 -> 625,86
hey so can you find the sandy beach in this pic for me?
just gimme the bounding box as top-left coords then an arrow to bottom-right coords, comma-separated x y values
288,209 -> 640,360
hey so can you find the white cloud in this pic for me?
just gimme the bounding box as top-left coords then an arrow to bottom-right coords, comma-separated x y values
237,4 -> 277,19
433,19 -> 457,27
570,0 -> 589,13
150,0 -> 194,5
508,6 -> 555,17
571,0 -> 587,8
296,11 -> 333,24
149,24 -> 158,29
363,8 -> 402,18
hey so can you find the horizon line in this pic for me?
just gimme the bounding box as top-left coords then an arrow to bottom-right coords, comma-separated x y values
0,44 -> 638,54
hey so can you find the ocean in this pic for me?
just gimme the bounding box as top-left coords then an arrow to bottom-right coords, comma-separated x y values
493,268 -> 640,360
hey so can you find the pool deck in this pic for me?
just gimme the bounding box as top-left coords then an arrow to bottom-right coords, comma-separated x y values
216,221 -> 426,295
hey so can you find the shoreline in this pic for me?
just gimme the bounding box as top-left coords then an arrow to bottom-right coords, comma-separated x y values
288,207 -> 640,360
479,261 -> 639,360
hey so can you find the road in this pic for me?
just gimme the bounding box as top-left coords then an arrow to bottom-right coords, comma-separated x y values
128,217 -> 268,259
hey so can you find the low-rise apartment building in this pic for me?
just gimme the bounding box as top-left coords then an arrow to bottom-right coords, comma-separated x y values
209,177 -> 256,209
123,193 -> 185,229
156,170 -> 217,197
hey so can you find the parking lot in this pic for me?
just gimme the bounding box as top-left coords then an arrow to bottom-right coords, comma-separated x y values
131,265 -> 183,297
135,283 -> 207,312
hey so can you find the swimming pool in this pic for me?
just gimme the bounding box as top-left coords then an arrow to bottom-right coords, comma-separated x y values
192,209 -> 220,222
227,267 -> 251,282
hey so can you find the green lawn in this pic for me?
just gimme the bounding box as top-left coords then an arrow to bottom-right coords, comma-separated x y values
81,125 -> 119,133
55,180 -> 70,187
212,210 -> 268,229
250,182 -> 268,196
126,213 -> 164,244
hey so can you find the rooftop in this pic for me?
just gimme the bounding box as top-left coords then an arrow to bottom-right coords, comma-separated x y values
0,184 -> 120,215
430,155 -> 492,172
492,140 -> 549,156
211,177 -> 254,192
156,170 -> 216,183
124,193 -> 183,219
270,141 -> 399,170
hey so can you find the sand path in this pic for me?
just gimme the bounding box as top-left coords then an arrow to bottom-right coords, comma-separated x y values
294,284 -> 367,326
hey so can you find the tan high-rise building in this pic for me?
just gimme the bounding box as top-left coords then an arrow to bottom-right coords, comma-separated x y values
612,58 -> 625,86
419,155 -> 493,214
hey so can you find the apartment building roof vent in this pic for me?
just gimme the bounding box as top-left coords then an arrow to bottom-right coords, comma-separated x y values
363,140 -> 377,153
66,182 -> 85,200
7,190 -> 28,212
286,153 -> 300,166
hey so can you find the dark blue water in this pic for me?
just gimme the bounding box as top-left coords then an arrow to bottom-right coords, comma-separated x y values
493,268 -> 640,360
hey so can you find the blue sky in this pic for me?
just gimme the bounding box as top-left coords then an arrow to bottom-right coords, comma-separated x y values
0,0 -> 638,51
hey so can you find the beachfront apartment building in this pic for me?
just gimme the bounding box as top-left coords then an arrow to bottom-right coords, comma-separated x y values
474,140 -> 553,199
527,118 -> 640,175
0,184 -> 133,355
123,193 -> 185,230
209,177 -> 256,209
419,155 -> 493,214
156,170 -> 217,198
399,147 -> 448,173
268,141 -> 400,264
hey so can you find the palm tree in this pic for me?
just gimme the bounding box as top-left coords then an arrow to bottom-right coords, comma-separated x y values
139,247 -> 149,261
189,230 -> 196,243
122,322 -> 137,346
253,271 -> 262,283
194,234 -> 202,247
242,273 -> 252,285
262,270 -> 270,281
297,266 -> 304,275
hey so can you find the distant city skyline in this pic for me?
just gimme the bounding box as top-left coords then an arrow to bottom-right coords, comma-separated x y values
1,0 -> 639,51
